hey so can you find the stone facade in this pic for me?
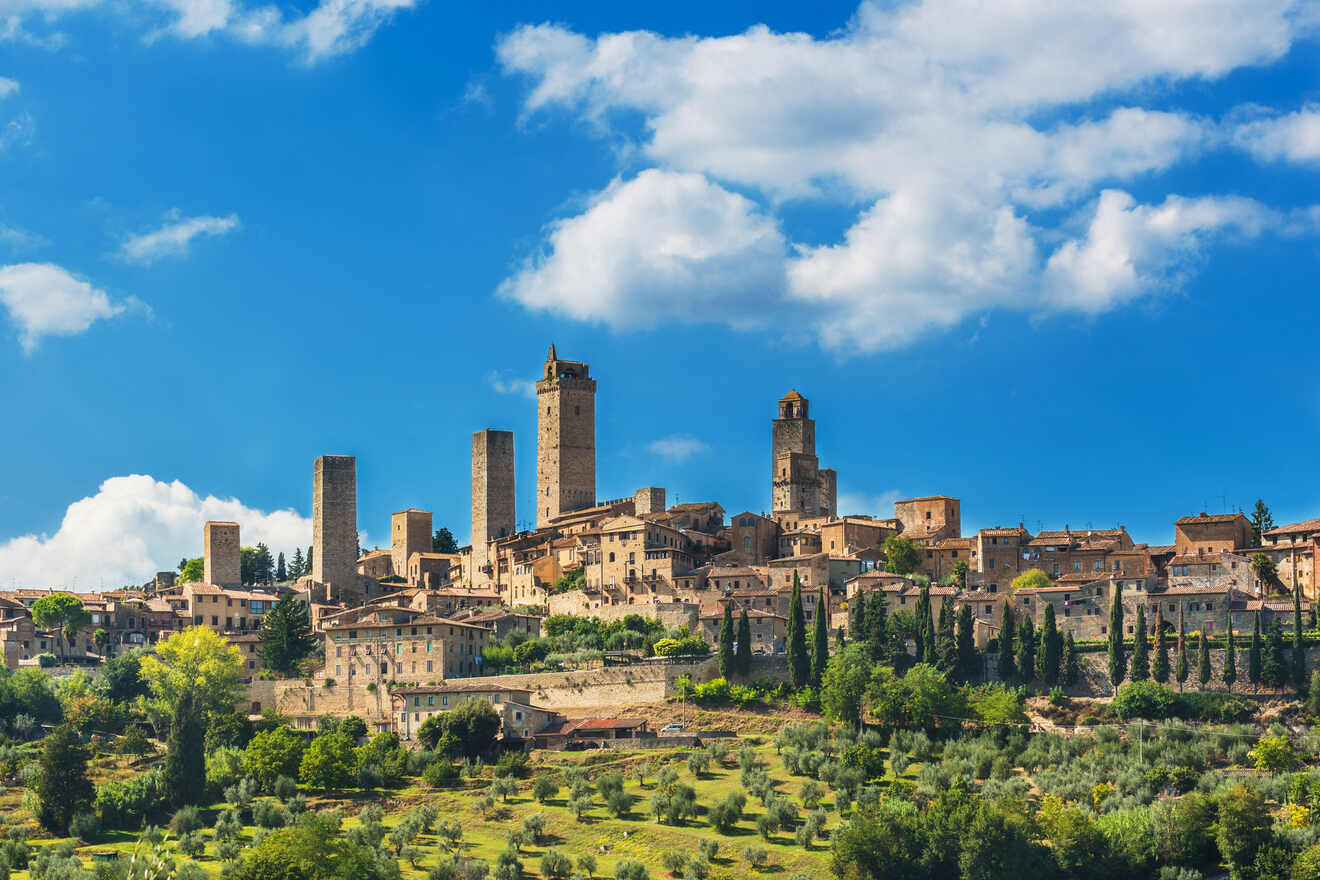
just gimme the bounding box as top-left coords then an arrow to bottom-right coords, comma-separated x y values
1174,513 -> 1251,556
893,496 -> 961,544
324,611 -> 491,685
203,521 -> 241,587
391,509 -> 432,579
772,391 -> 820,515
698,606 -> 785,654
471,429 -> 515,587
727,512 -> 780,564
536,346 -> 596,528
634,487 -> 666,516
313,455 -> 358,598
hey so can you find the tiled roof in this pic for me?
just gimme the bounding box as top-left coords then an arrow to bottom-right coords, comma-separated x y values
1175,513 -> 1247,525
1266,518 -> 1320,536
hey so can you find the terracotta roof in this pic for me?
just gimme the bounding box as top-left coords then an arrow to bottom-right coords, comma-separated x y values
392,683 -> 532,695
1156,585 -> 1231,596
895,495 -> 957,503
1266,518 -> 1320,536
779,390 -> 804,401
564,717 -> 646,732
700,608 -> 785,621
1167,552 -> 1249,566
1175,513 -> 1248,525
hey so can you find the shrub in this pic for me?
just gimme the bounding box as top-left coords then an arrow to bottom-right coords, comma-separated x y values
36,653 -> 57,668
170,805 -> 203,836
251,799 -> 289,829
177,830 -> 205,858
424,761 -> 458,788
69,810 -> 99,841
493,751 -> 529,778
616,861 -> 649,880
541,849 -> 573,879
662,850 -> 687,875
741,844 -> 768,869
532,774 -> 559,803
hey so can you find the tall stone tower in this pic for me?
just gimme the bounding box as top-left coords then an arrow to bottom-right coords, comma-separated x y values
203,521 -> 241,587
772,391 -> 821,516
536,345 -> 596,528
472,429 -> 515,581
313,455 -> 357,594
391,509 -> 432,577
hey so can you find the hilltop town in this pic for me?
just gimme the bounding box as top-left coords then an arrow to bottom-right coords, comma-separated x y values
2,346 -> 1316,739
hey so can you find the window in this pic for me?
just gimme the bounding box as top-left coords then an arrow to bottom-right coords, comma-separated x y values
989,559 -> 996,569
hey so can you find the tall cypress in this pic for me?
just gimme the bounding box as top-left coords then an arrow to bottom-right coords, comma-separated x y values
718,602 -> 735,679
1040,602 -> 1061,686
866,592 -> 889,663
1248,611 -> 1263,690
736,608 -> 752,677
996,600 -> 1016,681
1197,633 -> 1211,688
258,593 -> 318,674
1151,605 -> 1170,684
1293,587 -> 1307,690
850,594 -> 866,642
786,572 -> 809,689
1130,604 -> 1149,681
1106,585 -> 1126,694
912,586 -> 929,663
810,590 -> 829,688
936,597 -> 957,674
1061,631 -> 1079,686
35,724 -> 94,835
1223,617 -> 1237,690
1016,616 -> 1036,682
1263,619 -> 1289,692
956,603 -> 977,682
1175,604 -> 1189,691
163,690 -> 206,808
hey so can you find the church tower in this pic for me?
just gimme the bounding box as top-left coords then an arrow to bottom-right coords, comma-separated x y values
536,345 -> 596,528
772,390 -> 821,516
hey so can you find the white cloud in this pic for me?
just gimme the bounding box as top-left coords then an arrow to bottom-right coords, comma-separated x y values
496,1 -> 1318,353
836,490 -> 902,519
1232,105 -> 1320,164
498,169 -> 788,330
647,434 -> 710,464
120,212 -> 239,265
0,262 -> 132,352
0,77 -> 17,98
0,475 -> 315,589
487,370 -> 536,399
0,221 -> 45,250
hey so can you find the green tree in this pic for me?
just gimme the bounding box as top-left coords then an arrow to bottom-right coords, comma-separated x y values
139,626 -> 243,724
956,603 -> 978,682
97,648 -> 149,704
786,573 -> 809,690
1249,734 -> 1297,773
432,528 -> 459,554
996,601 -> 1015,681
1262,619 -> 1288,691
1197,633 -> 1211,688
241,544 -> 275,586
178,557 -> 204,583
34,724 -> 94,834
1130,604 -> 1149,681
951,560 -> 968,589
235,810 -> 387,880
93,627 -> 109,657
1250,552 -> 1277,591
163,689 -> 206,808
1215,783 -> 1273,880
244,725 -> 306,791
290,547 -> 305,580
259,594 -> 319,675
1248,612 -> 1263,690
717,603 -> 735,679
32,593 -> 91,659
1016,616 -> 1035,682
416,698 -> 501,758
1040,602 -> 1061,686
1249,500 -> 1274,547
866,591 -> 893,664
1176,604 -> 1189,691
736,608 -> 752,677
1293,586 -> 1307,690
299,731 -> 358,791
1061,631 -> 1079,687
811,590 -> 829,688
934,596 -> 956,675
1151,606 -> 1169,684
1106,586 -> 1125,694
276,552 -> 287,582
882,536 -> 921,575
820,644 -> 869,727
1010,569 -> 1052,592
1223,619 -> 1237,689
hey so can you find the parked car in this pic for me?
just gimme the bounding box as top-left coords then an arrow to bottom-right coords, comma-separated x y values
659,723 -> 684,734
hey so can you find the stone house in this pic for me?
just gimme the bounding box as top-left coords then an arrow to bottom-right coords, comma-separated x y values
1174,513 -> 1251,556
893,496 -> 961,544
323,611 -> 492,686
390,684 -> 552,742
727,512 -> 780,564
697,607 -> 785,654
1261,518 -> 1319,600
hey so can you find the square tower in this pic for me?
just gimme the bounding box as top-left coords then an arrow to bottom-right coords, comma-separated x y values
634,487 -> 666,515
472,429 -> 515,579
818,469 -> 837,519
392,509 -> 432,578
536,345 -> 596,528
772,390 -> 820,515
313,455 -> 358,593
203,521 -> 241,586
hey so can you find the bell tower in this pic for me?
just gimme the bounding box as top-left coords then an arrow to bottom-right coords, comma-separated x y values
536,345 -> 597,527
772,390 -> 820,516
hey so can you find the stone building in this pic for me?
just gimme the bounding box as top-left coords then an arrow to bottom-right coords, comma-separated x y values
1262,517 -> 1319,600
1174,513 -> 1251,556
1166,551 -> 1256,595
536,346 -> 596,528
471,429 -> 516,588
973,525 -> 1033,590
727,512 -> 780,564
697,606 -> 785,654
771,391 -> 835,518
391,509 -> 432,579
893,496 -> 961,544
323,610 -> 492,685
634,487 -> 666,515
390,684 -> 554,742
313,455 -> 359,599
203,521 -> 241,587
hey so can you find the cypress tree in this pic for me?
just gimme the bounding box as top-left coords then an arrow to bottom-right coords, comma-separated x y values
850,594 -> 866,642
1016,616 -> 1036,682
956,603 -> 977,682
786,572 -> 809,689
1040,602 -> 1061,686
718,602 -> 735,679
1176,604 -> 1189,691
1106,586 -> 1126,694
810,589 -> 829,688
258,593 -> 318,674
1223,617 -> 1237,690
736,608 -> 752,677
866,592 -> 889,663
35,724 -> 94,835
1130,604 -> 1149,681
290,547 -> 304,579
1151,605 -> 1170,684
996,600 -> 1016,681
275,552 -> 287,583
1249,612 -> 1263,690
1263,619 -> 1288,692
936,597 -> 957,674
1061,631 -> 1079,687
1293,587 -> 1307,691
1197,633 -> 1211,688
912,586 -> 930,663
163,690 -> 205,808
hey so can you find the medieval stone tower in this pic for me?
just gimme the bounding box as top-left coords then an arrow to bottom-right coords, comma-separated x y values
391,509 -> 432,577
772,391 -> 836,518
313,455 -> 358,594
203,521 -> 241,587
536,345 -> 596,528
472,429 -> 515,581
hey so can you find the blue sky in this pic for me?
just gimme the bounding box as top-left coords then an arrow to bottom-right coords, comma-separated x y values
1,0 -> 1318,588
